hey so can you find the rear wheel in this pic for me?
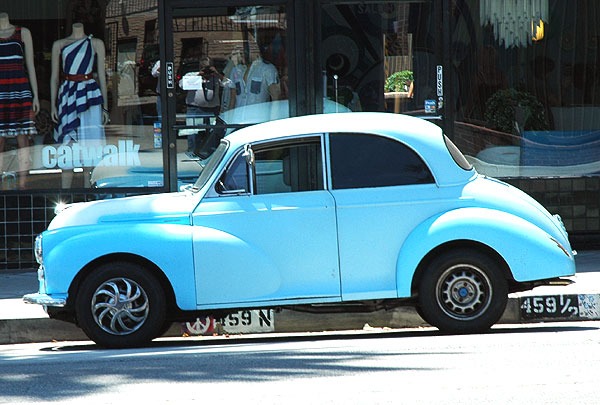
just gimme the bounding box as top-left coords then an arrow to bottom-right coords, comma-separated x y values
76,262 -> 166,348
417,249 -> 508,333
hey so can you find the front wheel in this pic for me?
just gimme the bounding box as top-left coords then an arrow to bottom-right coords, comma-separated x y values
417,249 -> 508,334
76,262 -> 166,348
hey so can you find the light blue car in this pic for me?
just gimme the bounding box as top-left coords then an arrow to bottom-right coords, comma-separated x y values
24,113 -> 576,348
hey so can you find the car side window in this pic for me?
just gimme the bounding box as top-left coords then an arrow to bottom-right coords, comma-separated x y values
254,141 -> 324,194
329,133 -> 434,189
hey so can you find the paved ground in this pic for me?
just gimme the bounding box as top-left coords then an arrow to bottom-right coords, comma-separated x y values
1,251 -> 599,344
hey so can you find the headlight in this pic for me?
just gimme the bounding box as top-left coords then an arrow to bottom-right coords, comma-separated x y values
54,202 -> 72,214
34,234 -> 43,265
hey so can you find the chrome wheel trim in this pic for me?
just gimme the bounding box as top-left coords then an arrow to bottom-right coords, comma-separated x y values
435,264 -> 492,321
91,278 -> 149,336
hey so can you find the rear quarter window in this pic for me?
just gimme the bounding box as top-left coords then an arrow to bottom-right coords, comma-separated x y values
329,133 -> 434,189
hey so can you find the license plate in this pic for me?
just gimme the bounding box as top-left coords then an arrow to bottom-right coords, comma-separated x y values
183,309 -> 275,336
218,309 -> 275,333
519,295 -> 579,319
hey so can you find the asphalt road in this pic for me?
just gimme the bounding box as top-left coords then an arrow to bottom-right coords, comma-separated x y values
1,322 -> 599,404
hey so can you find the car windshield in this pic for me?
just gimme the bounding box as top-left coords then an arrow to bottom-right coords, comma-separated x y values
193,140 -> 229,191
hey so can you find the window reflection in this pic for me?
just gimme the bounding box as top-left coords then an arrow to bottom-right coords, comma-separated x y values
320,2 -> 436,117
452,0 -> 600,179
174,8 -> 288,123
0,1 -> 164,190
173,6 -> 289,189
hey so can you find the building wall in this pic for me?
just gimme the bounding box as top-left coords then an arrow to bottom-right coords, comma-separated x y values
507,178 -> 600,248
0,194 -> 103,270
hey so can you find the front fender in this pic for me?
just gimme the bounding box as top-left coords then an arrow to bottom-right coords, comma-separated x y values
192,225 -> 281,304
42,223 -> 196,310
396,207 -> 576,297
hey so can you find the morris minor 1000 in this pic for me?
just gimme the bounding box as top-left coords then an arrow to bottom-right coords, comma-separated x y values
24,113 -> 576,347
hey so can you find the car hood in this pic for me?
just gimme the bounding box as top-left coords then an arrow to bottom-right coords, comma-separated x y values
48,192 -> 197,230
465,175 -> 571,248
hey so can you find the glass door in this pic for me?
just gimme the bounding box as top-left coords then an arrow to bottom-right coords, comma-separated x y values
318,1 -> 443,120
162,4 -> 290,191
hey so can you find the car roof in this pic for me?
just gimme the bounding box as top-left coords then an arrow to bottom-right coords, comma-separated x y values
225,112 -> 475,186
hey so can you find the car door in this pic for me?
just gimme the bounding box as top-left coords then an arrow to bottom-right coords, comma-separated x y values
192,135 -> 341,307
327,132 -> 441,301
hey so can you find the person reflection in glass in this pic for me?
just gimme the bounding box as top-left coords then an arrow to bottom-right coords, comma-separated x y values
243,30 -> 281,106
225,31 -> 284,123
223,46 -> 247,110
180,56 -> 232,153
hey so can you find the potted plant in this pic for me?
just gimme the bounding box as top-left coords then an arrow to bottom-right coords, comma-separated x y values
385,70 -> 414,92
485,88 -> 548,134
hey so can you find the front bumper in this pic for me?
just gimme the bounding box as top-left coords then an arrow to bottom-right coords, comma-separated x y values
23,293 -> 67,307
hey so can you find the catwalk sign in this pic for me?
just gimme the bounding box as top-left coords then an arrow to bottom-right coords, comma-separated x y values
41,140 -> 141,169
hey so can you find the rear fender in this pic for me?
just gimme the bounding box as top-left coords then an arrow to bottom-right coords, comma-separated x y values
396,208 -> 575,297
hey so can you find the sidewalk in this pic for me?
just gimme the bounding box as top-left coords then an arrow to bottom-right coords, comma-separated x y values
1,251 -> 599,345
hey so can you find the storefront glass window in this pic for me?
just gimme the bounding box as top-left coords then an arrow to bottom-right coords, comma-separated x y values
319,1 -> 438,117
451,0 -> 600,178
171,6 -> 288,190
0,1 -> 161,191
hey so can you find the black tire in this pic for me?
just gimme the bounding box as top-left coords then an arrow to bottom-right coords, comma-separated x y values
155,321 -> 173,339
417,249 -> 508,334
76,262 -> 166,348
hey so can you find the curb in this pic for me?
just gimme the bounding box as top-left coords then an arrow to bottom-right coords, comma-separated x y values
2,293 -> 600,345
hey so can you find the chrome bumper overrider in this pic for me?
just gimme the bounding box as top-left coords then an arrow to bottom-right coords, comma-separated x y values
532,277 -> 576,288
23,293 -> 67,307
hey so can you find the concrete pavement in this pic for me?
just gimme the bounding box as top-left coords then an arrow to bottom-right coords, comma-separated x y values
1,251 -> 600,345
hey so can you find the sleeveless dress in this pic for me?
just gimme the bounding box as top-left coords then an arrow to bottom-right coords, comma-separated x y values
54,35 -> 105,146
0,27 -> 37,137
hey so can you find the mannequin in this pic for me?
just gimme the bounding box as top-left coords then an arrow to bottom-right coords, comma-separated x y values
50,22 -> 108,187
225,46 -> 247,109
0,12 -> 40,189
237,35 -> 280,108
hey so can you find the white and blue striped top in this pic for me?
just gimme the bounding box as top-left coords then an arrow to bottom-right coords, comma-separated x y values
54,35 -> 103,143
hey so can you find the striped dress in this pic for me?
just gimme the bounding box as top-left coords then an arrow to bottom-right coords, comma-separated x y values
0,27 -> 37,137
54,35 -> 104,145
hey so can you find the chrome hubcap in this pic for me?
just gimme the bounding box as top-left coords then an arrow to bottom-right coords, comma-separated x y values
91,278 -> 149,335
436,264 -> 492,321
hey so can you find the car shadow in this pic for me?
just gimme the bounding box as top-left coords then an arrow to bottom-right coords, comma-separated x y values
43,321 -> 599,352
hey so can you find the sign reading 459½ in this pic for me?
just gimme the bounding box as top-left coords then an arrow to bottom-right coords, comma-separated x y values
520,295 -> 579,319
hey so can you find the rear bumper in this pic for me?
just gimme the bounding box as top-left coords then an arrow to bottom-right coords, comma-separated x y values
535,276 -> 576,287
512,276 -> 576,293
23,293 -> 67,307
